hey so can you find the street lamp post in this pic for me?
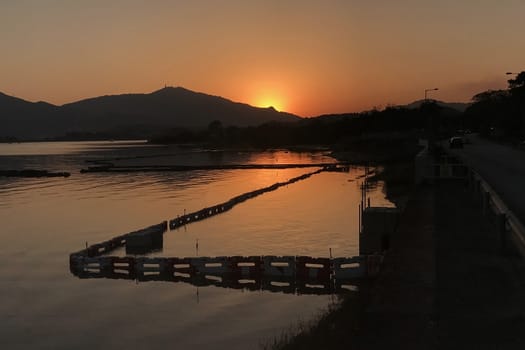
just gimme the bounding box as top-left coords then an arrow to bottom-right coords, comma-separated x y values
506,72 -> 524,138
424,88 -> 439,101
422,88 -> 440,153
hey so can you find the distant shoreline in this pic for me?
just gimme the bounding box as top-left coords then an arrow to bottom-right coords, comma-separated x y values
0,169 -> 70,178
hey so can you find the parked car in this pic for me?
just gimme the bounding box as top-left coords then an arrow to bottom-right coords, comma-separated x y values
449,136 -> 464,149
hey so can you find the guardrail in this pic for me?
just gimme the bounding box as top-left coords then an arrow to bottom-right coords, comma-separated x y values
415,150 -> 470,182
466,168 -> 525,257
417,145 -> 525,256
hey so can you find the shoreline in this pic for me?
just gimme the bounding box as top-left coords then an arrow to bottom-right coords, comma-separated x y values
270,179 -> 525,349
0,169 -> 70,178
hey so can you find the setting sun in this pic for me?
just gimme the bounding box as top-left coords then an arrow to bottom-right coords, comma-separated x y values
254,94 -> 286,111
249,83 -> 288,112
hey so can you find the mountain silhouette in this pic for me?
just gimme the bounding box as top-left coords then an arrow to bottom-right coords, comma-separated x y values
0,92 -> 58,139
0,87 -> 300,140
403,99 -> 469,112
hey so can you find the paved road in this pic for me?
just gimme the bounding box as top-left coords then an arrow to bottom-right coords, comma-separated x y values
447,135 -> 525,225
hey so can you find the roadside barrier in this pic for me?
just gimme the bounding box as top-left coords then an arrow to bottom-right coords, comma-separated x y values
442,148 -> 525,258
135,257 -> 169,274
225,279 -> 262,292
465,167 -> 525,257
261,277 -> 297,294
229,256 -> 263,277
296,280 -> 333,295
295,256 -> 331,281
332,256 -> 366,279
70,254 -> 380,283
69,165 -> 376,295
191,256 -> 231,275
71,265 -> 362,296
263,256 -> 296,277
166,257 -> 195,275
110,256 -> 136,275
418,147 -> 525,257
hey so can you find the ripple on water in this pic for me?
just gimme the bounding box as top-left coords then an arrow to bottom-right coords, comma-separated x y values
0,142 -> 393,349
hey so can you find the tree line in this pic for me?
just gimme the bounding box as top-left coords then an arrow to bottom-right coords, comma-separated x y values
151,71 -> 525,148
464,71 -> 525,140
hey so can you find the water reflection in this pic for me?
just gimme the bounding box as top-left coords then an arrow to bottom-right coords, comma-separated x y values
0,141 -> 393,350
72,269 -> 360,296
0,140 -> 151,156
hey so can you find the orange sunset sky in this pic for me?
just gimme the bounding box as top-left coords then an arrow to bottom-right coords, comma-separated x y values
1,1 -> 524,117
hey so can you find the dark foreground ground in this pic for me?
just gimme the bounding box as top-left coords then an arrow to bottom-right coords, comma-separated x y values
276,180 -> 525,349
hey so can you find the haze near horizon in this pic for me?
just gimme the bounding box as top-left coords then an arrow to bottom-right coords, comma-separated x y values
1,0 -> 524,116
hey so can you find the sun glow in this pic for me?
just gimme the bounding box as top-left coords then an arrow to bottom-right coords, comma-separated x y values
246,79 -> 291,113
254,94 -> 286,112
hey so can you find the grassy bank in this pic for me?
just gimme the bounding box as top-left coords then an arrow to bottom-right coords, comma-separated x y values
264,146 -> 418,349
261,288 -> 368,350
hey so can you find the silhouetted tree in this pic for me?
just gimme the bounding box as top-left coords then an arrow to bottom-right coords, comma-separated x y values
207,120 -> 224,145
208,120 -> 223,132
508,72 -> 525,90
464,71 -> 525,139
464,90 -> 510,135
508,71 -> 525,138
472,90 -> 509,103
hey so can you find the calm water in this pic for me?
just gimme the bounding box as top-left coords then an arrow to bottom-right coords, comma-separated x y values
0,141 -> 393,349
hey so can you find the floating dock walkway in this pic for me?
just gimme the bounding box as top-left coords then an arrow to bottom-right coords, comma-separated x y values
80,162 -> 349,173
70,254 -> 382,295
0,169 -> 70,178
70,165 -> 381,291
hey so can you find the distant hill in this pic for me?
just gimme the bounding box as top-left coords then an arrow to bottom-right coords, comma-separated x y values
305,100 -> 468,124
0,87 -> 300,140
403,99 -> 469,112
0,92 -> 58,139
304,112 -> 360,123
